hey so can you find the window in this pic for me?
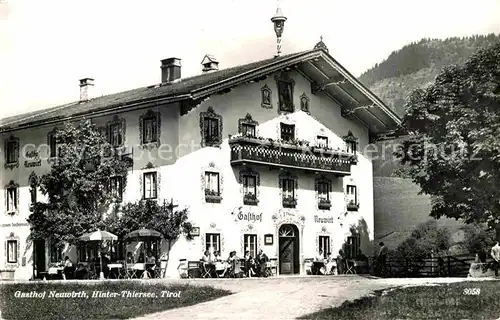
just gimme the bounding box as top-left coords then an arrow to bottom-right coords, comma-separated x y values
6,187 -> 17,212
109,123 -> 123,147
282,178 -> 295,198
241,124 -> 256,137
203,118 -> 220,145
346,235 -> 360,259
276,75 -> 295,112
346,185 -> 357,204
244,234 -> 257,258
143,117 -> 157,144
50,242 -> 62,263
346,141 -> 357,154
317,181 -> 330,201
280,123 -> 295,141
7,240 -> 18,263
6,140 -> 18,164
30,185 -> 37,204
110,176 -> 123,201
317,136 -> 328,148
205,172 -> 220,195
48,132 -> 57,158
143,172 -> 157,199
243,175 -> 256,196
319,236 -> 330,259
205,233 -> 221,253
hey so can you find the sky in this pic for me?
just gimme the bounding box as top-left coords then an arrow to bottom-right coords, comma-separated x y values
0,0 -> 499,118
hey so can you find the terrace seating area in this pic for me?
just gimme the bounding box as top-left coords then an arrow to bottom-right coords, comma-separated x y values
178,257 -> 278,279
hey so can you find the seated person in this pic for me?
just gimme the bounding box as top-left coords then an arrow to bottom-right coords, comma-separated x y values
312,249 -> 326,275
126,252 -> 134,264
63,256 -> 74,280
325,252 -> 337,275
201,250 -> 211,263
146,252 -> 156,264
355,250 -> 369,273
213,251 -> 222,262
244,251 -> 256,277
74,262 -> 88,279
255,249 -> 269,277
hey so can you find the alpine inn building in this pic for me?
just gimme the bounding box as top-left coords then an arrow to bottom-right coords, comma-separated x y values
0,39 -> 401,280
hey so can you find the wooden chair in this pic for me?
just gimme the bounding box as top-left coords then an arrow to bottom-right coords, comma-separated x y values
200,262 -> 212,278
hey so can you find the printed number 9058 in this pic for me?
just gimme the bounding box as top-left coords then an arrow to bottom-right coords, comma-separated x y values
463,288 -> 481,295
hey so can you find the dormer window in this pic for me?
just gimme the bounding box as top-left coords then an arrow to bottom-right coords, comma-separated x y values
280,123 -> 295,142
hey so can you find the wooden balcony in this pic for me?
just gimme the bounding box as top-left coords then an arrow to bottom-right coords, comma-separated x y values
229,136 -> 353,175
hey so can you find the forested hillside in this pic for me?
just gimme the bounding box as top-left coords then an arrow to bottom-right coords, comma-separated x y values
359,34 -> 500,117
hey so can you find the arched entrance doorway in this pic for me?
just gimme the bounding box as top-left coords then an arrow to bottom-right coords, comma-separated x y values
278,224 -> 300,275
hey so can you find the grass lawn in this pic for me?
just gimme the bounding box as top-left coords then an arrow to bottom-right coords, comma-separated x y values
0,281 -> 231,320
299,280 -> 500,320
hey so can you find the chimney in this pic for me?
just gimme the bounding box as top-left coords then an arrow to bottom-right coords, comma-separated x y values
79,78 -> 94,102
201,54 -> 219,73
161,58 -> 181,83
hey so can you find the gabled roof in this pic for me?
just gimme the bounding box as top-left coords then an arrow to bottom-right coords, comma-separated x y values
0,48 -> 401,134
201,54 -> 219,64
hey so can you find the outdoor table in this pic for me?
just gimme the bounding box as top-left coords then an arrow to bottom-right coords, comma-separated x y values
48,266 -> 64,279
215,261 -> 229,277
107,263 -> 123,279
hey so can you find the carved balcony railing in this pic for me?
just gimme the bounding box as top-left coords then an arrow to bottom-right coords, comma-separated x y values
229,136 -> 353,175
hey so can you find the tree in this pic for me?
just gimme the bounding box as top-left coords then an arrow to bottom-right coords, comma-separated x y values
395,41 -> 500,240
104,199 -> 193,265
461,224 -> 496,257
396,220 -> 452,260
28,119 -> 129,246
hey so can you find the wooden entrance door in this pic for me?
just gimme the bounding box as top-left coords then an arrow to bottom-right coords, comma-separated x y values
34,240 -> 46,278
278,224 -> 299,274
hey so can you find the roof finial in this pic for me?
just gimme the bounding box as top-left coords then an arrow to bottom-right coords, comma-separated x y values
271,1 -> 287,57
314,35 -> 329,53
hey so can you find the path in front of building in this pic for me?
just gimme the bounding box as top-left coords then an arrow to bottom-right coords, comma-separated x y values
130,275 -> 497,320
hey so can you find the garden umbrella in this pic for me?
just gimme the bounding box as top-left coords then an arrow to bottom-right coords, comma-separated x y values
79,230 -> 118,242
79,230 -> 118,279
124,228 -> 161,240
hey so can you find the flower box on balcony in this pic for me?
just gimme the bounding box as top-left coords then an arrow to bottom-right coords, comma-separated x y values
318,199 -> 331,210
205,189 -> 222,203
243,193 -> 259,206
282,196 -> 297,208
347,200 -> 359,211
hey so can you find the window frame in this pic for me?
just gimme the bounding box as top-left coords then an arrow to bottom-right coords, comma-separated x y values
143,172 -> 158,200
205,233 -> 221,253
244,234 -> 258,258
205,171 -> 220,195
108,122 -> 123,147
317,181 -> 330,201
110,176 -> 124,201
7,240 -> 18,264
281,178 -> 295,198
280,123 -> 295,142
6,187 -> 17,212
317,135 -> 329,148
242,175 -> 257,196
6,141 -> 17,164
50,242 -> 62,263
346,185 -> 357,204
318,236 -> 330,259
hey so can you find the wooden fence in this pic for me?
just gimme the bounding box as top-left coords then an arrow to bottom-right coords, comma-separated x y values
373,254 -> 494,278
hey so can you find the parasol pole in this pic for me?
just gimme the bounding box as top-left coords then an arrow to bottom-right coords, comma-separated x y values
99,235 -> 105,280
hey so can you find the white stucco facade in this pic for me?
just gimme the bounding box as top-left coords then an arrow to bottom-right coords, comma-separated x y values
0,68 -> 378,280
